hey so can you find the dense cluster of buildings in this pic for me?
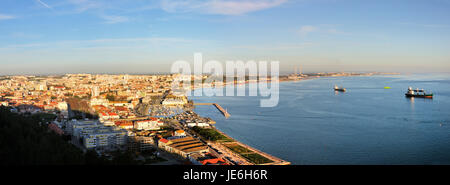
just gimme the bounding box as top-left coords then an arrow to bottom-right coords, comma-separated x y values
0,73 -> 292,165
0,74 -> 189,117
62,120 -> 127,151
158,136 -> 208,158
0,74 -> 233,165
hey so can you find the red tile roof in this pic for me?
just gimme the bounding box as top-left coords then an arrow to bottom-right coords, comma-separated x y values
159,138 -> 169,143
108,112 -> 118,116
119,122 -> 133,127
200,158 -> 226,165
115,121 -> 132,126
114,106 -> 128,111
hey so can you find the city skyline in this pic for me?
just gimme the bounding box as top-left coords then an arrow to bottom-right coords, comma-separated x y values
1,0 -> 450,75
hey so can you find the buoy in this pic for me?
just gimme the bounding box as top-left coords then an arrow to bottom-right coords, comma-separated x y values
384,86 -> 391,89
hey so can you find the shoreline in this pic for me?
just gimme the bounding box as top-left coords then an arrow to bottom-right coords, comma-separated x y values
188,76 -> 316,165
210,127 -> 291,165
188,72 -> 398,92
189,72 -> 399,165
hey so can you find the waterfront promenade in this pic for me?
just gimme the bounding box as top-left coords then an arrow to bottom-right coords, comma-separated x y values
192,105 -> 289,165
212,127 -> 290,165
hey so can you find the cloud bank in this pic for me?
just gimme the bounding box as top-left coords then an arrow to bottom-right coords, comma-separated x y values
160,0 -> 287,15
0,14 -> 15,20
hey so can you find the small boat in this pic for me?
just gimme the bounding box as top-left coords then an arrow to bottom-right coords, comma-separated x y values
334,85 -> 346,92
405,87 -> 433,99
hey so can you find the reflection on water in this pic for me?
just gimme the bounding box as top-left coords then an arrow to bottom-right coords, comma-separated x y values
407,97 -> 415,111
334,91 -> 345,95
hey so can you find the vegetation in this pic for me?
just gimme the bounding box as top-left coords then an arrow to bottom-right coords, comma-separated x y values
143,156 -> 166,164
192,126 -> 232,142
66,98 -> 97,119
0,107 -> 139,165
241,153 -> 274,165
223,143 -> 252,154
223,143 -> 273,164
141,150 -> 167,164
31,113 -> 57,123
0,107 -> 85,165
106,94 -> 116,101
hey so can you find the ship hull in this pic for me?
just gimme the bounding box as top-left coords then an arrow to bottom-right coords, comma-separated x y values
405,94 -> 433,99
334,89 -> 346,92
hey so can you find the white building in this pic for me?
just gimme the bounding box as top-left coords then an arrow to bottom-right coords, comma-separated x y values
65,119 -> 127,151
162,94 -> 187,106
90,98 -> 109,107
174,129 -> 186,137
66,120 -> 100,137
186,122 -> 210,128
162,98 -> 186,105
57,102 -> 68,111
82,128 -> 127,150
91,86 -> 100,97
134,119 -> 160,131
99,112 -> 119,121
101,120 -> 115,127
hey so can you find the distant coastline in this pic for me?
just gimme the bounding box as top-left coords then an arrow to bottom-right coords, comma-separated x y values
193,73 -> 450,164
186,72 -> 400,91
189,72 -> 399,165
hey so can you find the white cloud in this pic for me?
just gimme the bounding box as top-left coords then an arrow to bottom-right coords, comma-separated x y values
161,0 -> 287,15
327,28 -> 338,34
298,25 -> 349,37
36,0 -> 52,9
298,25 -> 317,37
326,28 -> 348,35
234,42 -> 315,51
0,37 -> 202,50
0,14 -> 15,20
67,0 -> 104,13
101,15 -> 130,24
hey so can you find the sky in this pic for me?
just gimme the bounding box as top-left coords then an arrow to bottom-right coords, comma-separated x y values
0,0 -> 450,75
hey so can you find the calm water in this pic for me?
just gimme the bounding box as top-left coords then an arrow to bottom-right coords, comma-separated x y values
191,74 -> 450,165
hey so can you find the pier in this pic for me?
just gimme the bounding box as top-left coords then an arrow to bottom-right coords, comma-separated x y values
193,103 -> 213,106
194,103 -> 231,118
213,103 -> 231,118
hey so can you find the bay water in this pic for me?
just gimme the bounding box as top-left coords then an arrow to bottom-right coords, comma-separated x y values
192,74 -> 450,164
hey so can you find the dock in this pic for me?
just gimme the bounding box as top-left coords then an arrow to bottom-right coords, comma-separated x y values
194,103 -> 231,118
213,103 -> 230,118
193,103 -> 213,106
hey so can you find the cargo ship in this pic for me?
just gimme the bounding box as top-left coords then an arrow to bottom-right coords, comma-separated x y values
334,85 -> 346,92
405,87 -> 433,99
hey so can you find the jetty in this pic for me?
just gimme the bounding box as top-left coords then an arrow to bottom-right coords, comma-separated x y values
213,103 -> 230,118
193,103 -> 213,106
194,103 -> 231,118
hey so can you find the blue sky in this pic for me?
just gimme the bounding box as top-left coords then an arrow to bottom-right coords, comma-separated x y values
0,0 -> 449,75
